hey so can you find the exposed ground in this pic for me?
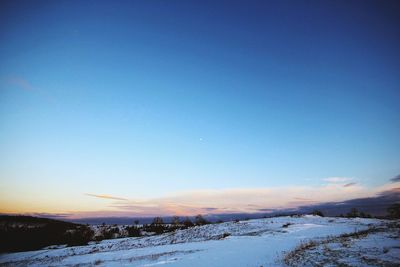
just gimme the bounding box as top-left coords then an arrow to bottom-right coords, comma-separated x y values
283,221 -> 400,266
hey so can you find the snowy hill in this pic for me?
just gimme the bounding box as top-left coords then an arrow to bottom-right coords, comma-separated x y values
0,215 -> 399,266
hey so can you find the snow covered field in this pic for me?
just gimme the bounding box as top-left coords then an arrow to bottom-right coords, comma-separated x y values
1,215 -> 399,266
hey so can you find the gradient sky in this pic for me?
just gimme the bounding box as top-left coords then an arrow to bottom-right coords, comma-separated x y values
1,0 -> 399,217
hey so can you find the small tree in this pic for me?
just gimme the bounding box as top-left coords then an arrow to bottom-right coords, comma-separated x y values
152,217 -> 164,225
347,208 -> 359,218
134,220 -> 139,225
126,226 -> 141,237
172,216 -> 180,225
100,227 -> 113,240
387,203 -> 400,219
182,217 -> 194,228
359,211 -> 371,218
194,214 -> 209,225
66,226 -> 94,246
148,217 -> 165,234
311,210 -> 324,217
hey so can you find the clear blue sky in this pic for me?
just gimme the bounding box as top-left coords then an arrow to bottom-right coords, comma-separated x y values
0,0 -> 399,215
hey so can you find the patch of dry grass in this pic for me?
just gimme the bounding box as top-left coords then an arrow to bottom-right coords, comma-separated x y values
283,226 -> 382,266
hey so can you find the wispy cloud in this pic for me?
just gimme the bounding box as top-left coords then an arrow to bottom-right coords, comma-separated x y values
35,180 -> 399,219
390,174 -> 400,183
3,75 -> 55,102
32,212 -> 73,218
85,193 -> 128,201
323,177 -> 352,183
294,197 -> 313,201
74,182 -> 399,218
8,76 -> 34,91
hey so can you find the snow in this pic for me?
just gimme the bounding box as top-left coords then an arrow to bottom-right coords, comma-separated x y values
284,219 -> 400,266
0,216 -> 398,266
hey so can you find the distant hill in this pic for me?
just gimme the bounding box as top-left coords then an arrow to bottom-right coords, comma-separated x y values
294,187 -> 400,217
0,215 -> 92,252
2,189 -> 397,253
68,188 -> 400,225
0,215 -> 77,228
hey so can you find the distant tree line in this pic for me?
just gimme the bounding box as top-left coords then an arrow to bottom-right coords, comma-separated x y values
0,216 -> 94,252
124,214 -> 210,237
312,204 -> 400,219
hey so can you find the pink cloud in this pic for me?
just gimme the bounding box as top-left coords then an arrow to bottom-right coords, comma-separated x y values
66,182 -> 400,219
85,193 -> 128,201
4,75 -> 55,102
323,177 -> 352,183
8,76 -> 34,91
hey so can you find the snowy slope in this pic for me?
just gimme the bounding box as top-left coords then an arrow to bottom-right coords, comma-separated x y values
0,216 -> 398,266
